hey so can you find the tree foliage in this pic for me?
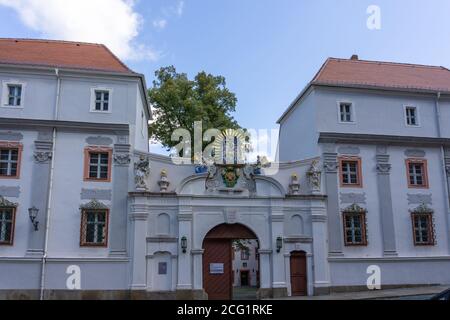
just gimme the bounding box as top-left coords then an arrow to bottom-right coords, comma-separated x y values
148,66 -> 243,157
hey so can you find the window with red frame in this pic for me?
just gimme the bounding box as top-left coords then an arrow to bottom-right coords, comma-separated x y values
339,157 -> 362,187
80,209 -> 109,247
406,159 -> 428,188
84,148 -> 112,182
412,213 -> 434,246
0,143 -> 22,178
0,207 -> 15,245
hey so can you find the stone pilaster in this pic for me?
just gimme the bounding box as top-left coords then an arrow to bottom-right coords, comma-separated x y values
191,249 -> 204,290
27,132 -> 53,256
311,201 -> 331,293
177,208 -> 193,290
323,150 -> 343,255
129,201 -> 149,290
109,143 -> 131,257
270,214 -> 287,291
376,146 -> 397,256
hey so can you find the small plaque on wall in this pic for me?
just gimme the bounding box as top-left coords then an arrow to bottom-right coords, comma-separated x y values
158,262 -> 167,275
210,263 -> 224,274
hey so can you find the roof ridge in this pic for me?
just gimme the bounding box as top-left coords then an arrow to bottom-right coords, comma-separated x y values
328,57 -> 447,70
0,38 -> 104,47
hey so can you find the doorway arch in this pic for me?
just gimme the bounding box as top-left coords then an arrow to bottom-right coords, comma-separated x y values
290,251 -> 307,296
202,223 -> 259,300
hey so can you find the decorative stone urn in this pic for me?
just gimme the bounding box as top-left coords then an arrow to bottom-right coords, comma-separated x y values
158,169 -> 170,192
289,173 -> 301,195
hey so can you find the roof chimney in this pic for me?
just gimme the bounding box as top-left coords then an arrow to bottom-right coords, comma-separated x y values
350,54 -> 359,60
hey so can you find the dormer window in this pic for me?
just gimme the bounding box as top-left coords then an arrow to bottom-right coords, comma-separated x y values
338,102 -> 355,123
90,88 -> 112,113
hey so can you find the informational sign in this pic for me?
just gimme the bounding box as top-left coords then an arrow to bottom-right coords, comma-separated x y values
210,263 -> 224,274
158,262 -> 167,275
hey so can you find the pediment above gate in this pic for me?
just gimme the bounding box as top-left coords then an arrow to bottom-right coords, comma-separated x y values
176,164 -> 285,197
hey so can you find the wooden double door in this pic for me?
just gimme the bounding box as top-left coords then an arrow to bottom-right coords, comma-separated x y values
290,251 -> 307,296
203,239 -> 233,300
202,223 -> 258,300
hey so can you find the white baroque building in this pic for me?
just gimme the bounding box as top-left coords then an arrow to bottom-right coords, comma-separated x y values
0,40 -> 449,299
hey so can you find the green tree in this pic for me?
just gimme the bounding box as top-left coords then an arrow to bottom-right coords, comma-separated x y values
148,66 -> 244,158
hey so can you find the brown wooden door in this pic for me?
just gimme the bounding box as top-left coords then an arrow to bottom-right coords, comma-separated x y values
290,251 -> 307,296
203,239 -> 232,300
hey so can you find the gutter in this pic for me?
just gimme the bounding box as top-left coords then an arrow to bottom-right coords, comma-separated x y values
39,68 -> 61,300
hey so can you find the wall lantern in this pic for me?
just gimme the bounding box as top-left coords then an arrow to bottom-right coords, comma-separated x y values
28,207 -> 40,231
181,236 -> 188,254
276,236 -> 283,253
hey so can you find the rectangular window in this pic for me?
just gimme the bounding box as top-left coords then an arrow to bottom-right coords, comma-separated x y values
412,213 -> 434,246
343,212 -> 367,246
0,207 -> 15,245
241,249 -> 250,260
0,143 -> 22,179
94,90 -> 110,111
406,159 -> 428,188
80,209 -> 108,247
339,157 -> 362,187
405,106 -> 418,126
339,103 -> 354,123
84,148 -> 112,182
7,84 -> 22,106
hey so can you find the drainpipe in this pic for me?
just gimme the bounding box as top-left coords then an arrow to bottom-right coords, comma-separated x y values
39,68 -> 60,300
435,92 -> 442,138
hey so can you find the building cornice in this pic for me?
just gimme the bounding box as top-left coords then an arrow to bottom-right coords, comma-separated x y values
319,132 -> 450,147
0,117 -> 129,135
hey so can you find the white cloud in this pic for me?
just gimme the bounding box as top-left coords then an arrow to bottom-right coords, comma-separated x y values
153,19 -> 167,30
0,0 -> 159,61
175,1 -> 184,16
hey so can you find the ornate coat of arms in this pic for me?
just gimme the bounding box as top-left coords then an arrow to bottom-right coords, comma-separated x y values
221,166 -> 240,188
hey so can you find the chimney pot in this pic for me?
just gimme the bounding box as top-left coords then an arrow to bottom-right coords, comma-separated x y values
351,54 -> 359,60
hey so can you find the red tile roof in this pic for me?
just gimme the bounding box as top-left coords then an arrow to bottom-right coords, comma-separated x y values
0,38 -> 134,74
278,57 -> 450,123
313,57 -> 450,92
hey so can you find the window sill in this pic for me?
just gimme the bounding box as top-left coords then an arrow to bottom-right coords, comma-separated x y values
89,110 -> 112,114
1,105 -> 23,109
0,175 -> 20,180
84,178 -> 111,183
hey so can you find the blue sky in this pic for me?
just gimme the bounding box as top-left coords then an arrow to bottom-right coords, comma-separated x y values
1,0 -> 450,155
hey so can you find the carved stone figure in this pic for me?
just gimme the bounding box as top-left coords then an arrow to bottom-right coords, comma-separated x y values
205,164 -> 219,192
134,155 -> 150,191
308,160 -> 322,193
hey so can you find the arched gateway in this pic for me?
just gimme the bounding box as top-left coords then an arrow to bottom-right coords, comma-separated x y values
128,155 -> 329,299
202,224 -> 259,300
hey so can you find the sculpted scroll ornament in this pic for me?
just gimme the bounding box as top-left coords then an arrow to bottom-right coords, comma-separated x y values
34,151 -> 52,163
134,155 -> 150,191
376,163 -> 392,174
323,161 -> 339,173
114,153 -> 131,165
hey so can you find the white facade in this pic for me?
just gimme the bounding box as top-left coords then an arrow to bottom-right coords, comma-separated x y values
1,52 -> 450,300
